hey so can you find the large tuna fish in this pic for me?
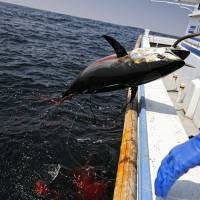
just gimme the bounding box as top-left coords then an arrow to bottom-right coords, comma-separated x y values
61,33 -> 200,102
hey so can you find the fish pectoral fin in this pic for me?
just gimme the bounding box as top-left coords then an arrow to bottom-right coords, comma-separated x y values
185,63 -> 196,68
103,35 -> 128,58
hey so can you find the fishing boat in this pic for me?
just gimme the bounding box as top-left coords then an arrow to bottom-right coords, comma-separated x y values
113,1 -> 200,200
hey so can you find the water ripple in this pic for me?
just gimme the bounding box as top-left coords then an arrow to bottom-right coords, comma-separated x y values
0,1 -> 143,199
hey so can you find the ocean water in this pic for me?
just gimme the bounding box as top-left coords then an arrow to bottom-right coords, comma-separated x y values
0,2 -> 143,199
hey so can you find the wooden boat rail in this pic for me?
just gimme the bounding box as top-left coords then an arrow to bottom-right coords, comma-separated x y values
113,36 -> 142,200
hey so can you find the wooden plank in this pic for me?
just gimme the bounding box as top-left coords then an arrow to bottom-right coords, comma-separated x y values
113,36 -> 141,200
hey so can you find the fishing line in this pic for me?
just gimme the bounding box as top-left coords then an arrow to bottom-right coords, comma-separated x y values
89,95 -> 97,124
65,94 -> 116,167
113,101 -> 129,121
93,168 -> 115,182
65,94 -> 127,175
33,170 -> 42,179
103,100 -> 129,130
65,98 -> 88,167
88,93 -> 128,129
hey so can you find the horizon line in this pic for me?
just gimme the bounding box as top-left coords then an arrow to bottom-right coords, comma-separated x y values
0,0 -> 178,37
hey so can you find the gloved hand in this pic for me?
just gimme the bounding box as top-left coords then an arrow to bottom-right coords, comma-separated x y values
155,133 -> 200,197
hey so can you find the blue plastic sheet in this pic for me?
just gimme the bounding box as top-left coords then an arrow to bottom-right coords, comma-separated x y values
155,133 -> 200,197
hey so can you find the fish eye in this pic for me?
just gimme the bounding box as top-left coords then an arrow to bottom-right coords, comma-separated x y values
157,54 -> 165,59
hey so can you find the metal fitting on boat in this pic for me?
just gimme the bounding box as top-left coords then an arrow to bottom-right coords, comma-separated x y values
170,73 -> 178,91
176,83 -> 185,103
173,73 -> 178,80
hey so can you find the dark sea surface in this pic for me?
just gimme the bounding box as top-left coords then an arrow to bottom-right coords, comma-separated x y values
0,2 -> 143,199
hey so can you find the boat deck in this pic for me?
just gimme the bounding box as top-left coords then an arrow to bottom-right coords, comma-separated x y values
139,30 -> 200,200
163,75 -> 199,136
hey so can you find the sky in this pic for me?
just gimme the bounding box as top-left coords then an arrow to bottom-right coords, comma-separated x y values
0,0 -> 197,36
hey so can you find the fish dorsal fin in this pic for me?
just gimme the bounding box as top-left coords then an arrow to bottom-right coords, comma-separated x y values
103,35 -> 128,58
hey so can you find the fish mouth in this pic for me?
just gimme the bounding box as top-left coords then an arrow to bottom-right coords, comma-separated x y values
170,49 -> 190,60
159,59 -> 185,76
